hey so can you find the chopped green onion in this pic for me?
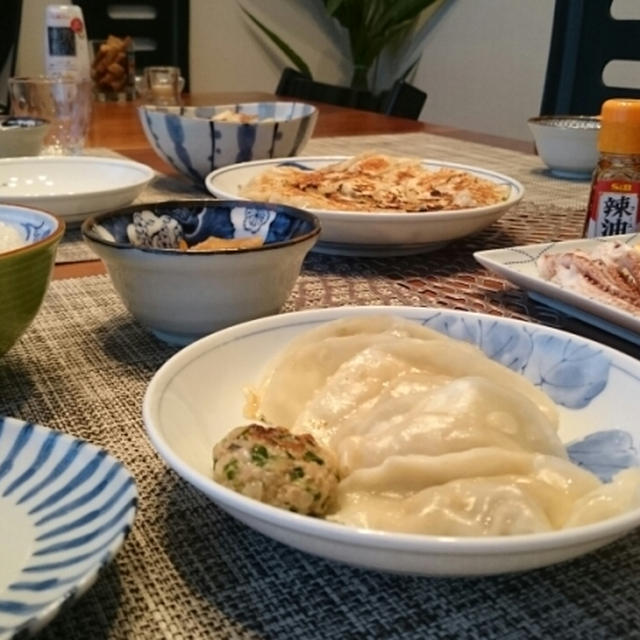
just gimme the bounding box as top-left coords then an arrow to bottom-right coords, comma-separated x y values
251,445 -> 269,466
289,466 -> 305,480
304,450 -> 324,465
224,458 -> 238,480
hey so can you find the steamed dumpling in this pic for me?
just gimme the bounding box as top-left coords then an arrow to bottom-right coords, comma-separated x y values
332,376 -> 566,475
252,317 -> 558,437
331,450 -> 623,535
245,315 -> 640,537
249,315 -> 448,429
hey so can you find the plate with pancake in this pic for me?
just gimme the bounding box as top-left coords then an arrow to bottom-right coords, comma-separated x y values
205,153 -> 524,257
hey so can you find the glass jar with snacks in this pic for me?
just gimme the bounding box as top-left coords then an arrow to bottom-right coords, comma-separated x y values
585,98 -> 640,237
90,35 -> 135,101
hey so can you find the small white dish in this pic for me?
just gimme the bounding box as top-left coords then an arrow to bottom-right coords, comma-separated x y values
528,116 -> 600,180
474,233 -> 640,344
0,416 -> 137,638
0,156 -> 154,223
205,156 -> 524,257
143,306 -> 640,577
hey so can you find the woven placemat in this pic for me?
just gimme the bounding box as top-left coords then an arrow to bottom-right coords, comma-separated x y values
55,132 -> 592,264
3,193 -> 639,639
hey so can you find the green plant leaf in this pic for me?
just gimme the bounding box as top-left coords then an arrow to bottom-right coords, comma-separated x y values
240,6 -> 312,79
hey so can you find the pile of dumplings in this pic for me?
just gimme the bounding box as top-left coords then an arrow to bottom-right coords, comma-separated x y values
247,315 -> 640,537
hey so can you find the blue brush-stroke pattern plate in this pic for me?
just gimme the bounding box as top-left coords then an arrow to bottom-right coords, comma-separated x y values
474,233 -> 640,345
0,417 -> 137,639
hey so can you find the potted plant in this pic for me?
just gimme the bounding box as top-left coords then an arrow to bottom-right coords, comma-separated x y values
242,0 -> 449,118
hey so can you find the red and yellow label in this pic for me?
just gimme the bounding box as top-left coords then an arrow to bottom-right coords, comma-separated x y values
585,179 -> 640,237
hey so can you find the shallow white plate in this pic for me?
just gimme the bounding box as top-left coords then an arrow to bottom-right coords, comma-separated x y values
0,156 -> 154,223
143,306 -> 640,577
205,156 -> 524,256
474,233 -> 640,345
0,417 -> 137,639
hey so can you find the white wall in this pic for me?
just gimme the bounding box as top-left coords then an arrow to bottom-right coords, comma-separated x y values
16,0 -> 555,142
413,0 -> 555,140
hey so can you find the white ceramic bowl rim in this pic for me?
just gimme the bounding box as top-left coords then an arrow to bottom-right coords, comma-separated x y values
0,156 -> 155,200
140,101 -> 318,123
528,115 -> 601,129
0,203 -> 65,258
81,199 -> 321,254
206,156 -> 525,220
143,305 -> 640,557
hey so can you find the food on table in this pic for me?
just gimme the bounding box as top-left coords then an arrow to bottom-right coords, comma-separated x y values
91,35 -> 132,93
210,110 -> 265,124
218,314 -> 640,536
178,235 -> 263,251
0,221 -> 24,253
213,423 -> 339,515
537,241 -> 640,315
239,151 -> 510,212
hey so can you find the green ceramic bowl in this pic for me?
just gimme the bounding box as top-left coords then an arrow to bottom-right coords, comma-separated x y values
0,204 -> 65,355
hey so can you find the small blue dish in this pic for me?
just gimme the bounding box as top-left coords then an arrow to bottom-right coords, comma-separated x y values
0,416 -> 137,639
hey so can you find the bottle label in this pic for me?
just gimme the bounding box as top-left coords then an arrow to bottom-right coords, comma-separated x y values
44,5 -> 90,80
48,26 -> 76,56
585,179 -> 640,237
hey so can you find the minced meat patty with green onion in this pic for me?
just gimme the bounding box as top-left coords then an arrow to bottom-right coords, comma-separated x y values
213,424 -> 340,516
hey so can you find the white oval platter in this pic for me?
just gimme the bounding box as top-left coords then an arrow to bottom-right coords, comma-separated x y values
205,156 -> 524,257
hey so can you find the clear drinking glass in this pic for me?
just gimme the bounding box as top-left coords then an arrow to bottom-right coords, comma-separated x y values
141,66 -> 183,106
8,75 -> 92,154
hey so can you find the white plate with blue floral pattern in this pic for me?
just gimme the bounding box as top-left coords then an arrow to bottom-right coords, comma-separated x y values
0,417 -> 137,639
205,156 -> 524,256
144,306 -> 640,577
474,233 -> 640,345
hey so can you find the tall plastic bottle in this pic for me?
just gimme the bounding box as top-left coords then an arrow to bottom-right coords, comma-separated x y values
584,99 -> 640,237
44,4 -> 91,81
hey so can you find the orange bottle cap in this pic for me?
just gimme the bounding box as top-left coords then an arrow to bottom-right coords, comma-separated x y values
598,98 -> 640,154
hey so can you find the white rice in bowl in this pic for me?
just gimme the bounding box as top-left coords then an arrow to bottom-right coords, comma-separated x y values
0,221 -> 26,254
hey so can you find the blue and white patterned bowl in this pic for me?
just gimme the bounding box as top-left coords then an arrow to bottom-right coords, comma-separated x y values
0,416 -> 137,639
81,200 -> 320,345
138,102 -> 318,182
0,204 -> 65,356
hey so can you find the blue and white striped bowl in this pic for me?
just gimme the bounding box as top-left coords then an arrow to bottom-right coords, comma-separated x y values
0,417 -> 137,639
138,101 -> 318,182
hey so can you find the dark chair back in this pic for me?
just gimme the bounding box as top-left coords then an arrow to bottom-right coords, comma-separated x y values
276,67 -> 426,120
0,0 -> 23,113
74,0 -> 190,90
541,0 -> 640,115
